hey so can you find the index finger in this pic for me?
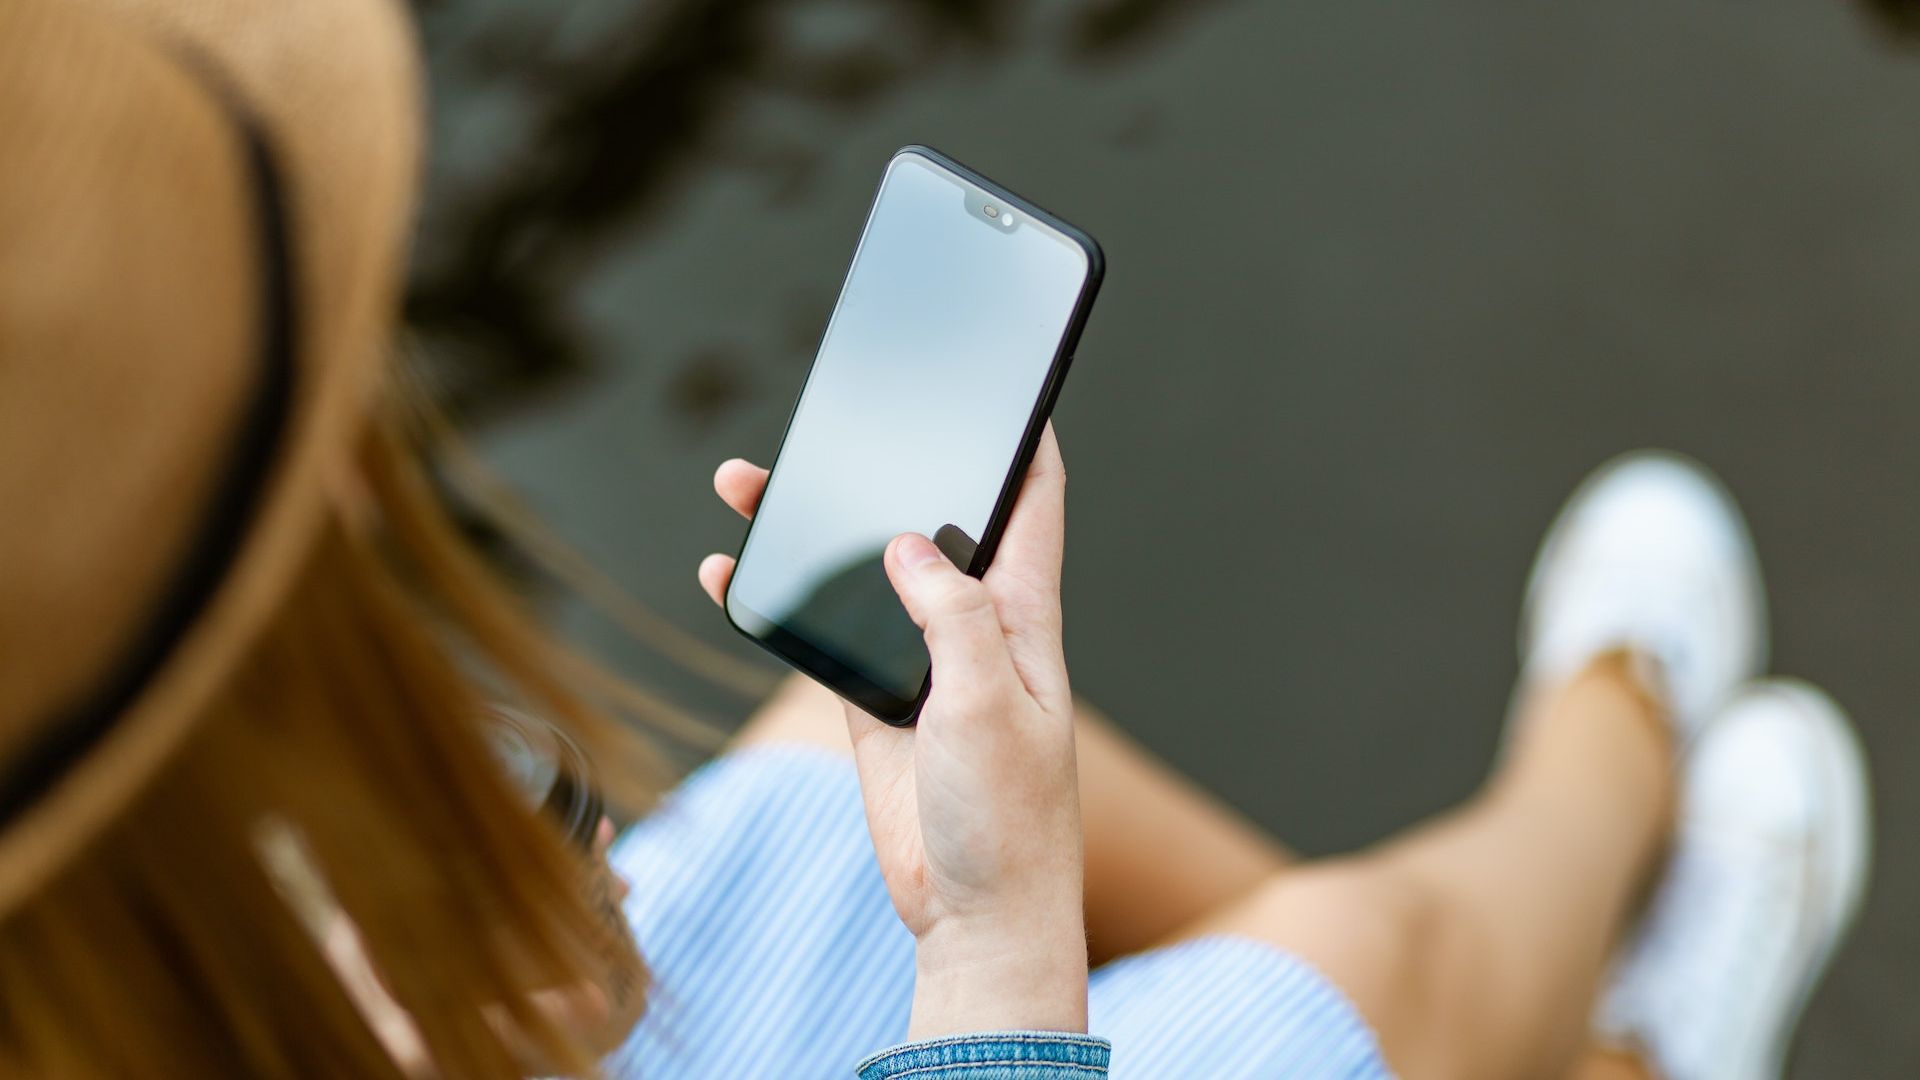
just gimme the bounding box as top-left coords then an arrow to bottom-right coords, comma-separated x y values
985,422 -> 1065,597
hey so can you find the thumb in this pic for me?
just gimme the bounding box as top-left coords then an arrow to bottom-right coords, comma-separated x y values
884,533 -> 1019,701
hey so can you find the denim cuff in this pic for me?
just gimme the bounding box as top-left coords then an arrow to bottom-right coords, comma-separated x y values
856,1031 -> 1111,1079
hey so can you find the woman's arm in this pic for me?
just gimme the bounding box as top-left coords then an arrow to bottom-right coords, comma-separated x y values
700,426 -> 1107,1074
839,428 -> 1085,1036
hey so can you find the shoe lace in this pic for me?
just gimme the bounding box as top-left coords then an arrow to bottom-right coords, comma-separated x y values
1541,559 -> 1721,705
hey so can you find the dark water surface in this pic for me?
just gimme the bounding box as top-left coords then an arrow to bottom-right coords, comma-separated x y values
414,1 -> 1920,1072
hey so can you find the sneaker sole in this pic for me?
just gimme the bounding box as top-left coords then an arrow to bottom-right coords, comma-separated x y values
1740,680 -> 1873,1080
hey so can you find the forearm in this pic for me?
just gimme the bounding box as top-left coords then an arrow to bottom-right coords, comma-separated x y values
908,914 -> 1090,1039
858,920 -> 1106,1080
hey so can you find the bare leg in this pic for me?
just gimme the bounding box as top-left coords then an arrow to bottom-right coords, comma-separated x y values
1173,653 -> 1674,1080
1568,1051 -> 1658,1080
732,675 -> 1293,962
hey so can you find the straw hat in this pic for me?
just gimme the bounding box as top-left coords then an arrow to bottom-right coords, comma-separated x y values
0,0 -> 421,914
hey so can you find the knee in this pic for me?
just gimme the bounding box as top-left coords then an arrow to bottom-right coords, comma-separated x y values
1220,864 -> 1465,1077
730,675 -> 852,755
1236,862 -> 1446,992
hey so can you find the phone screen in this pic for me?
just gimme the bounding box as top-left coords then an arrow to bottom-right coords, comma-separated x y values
726,148 -> 1099,721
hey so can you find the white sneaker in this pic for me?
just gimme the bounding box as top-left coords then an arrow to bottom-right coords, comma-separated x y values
1518,452 -> 1768,739
1595,681 -> 1873,1080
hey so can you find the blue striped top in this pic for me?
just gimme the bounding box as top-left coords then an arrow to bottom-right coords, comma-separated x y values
604,746 -> 1392,1078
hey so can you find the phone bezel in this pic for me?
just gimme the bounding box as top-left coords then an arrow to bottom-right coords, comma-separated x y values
722,144 -> 1105,726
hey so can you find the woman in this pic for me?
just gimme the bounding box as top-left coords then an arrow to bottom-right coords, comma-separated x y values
0,0 -> 1871,1077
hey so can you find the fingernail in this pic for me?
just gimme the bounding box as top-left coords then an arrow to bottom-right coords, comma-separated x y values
894,532 -> 943,572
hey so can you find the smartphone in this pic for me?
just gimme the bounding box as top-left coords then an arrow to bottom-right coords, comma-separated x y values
724,145 -> 1104,725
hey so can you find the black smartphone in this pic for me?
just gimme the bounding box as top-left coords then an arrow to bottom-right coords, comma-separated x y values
724,145 -> 1104,725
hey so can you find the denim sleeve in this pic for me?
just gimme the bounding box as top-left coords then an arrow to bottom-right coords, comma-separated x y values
856,1031 -> 1111,1079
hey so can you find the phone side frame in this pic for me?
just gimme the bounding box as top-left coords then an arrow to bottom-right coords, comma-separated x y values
722,143 -> 1105,726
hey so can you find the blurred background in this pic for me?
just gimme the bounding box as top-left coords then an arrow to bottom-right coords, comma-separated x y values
407,0 -> 1920,1073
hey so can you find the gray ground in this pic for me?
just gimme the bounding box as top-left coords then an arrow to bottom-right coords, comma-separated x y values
417,1 -> 1920,1073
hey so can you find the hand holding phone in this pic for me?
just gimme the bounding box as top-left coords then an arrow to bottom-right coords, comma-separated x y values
698,425 -> 1088,1039
697,146 -> 1101,1035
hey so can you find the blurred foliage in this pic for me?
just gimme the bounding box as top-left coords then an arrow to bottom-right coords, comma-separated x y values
404,0 -> 1218,422
1858,0 -> 1920,35
1864,0 -> 1920,37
